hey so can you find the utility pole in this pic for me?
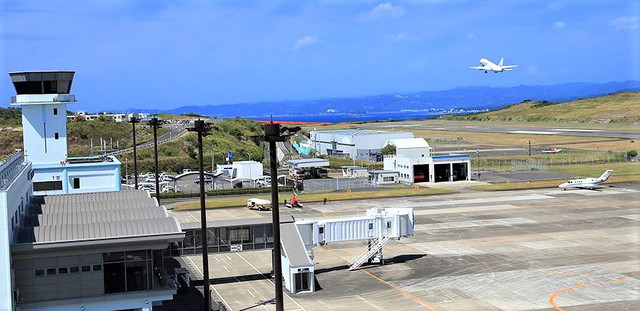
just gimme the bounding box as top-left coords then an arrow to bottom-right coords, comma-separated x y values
148,117 -> 163,204
476,148 -> 480,181
255,123 -> 300,311
528,140 -> 532,157
130,115 -> 141,189
187,120 -> 212,311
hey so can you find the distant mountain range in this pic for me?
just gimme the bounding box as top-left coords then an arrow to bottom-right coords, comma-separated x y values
136,81 -> 640,121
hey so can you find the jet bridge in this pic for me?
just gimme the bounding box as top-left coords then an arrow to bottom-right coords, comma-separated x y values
282,207 -> 413,294
296,207 -> 414,269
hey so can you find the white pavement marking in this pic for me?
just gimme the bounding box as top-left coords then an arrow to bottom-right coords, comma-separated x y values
235,252 -> 307,311
415,217 -> 537,230
510,130 -> 561,135
247,289 -> 256,298
225,254 -> 232,261
186,211 -> 199,222
413,204 -> 522,216
223,266 -> 230,272
408,194 -> 553,208
184,256 -> 233,311
619,214 -> 640,221
214,256 -> 220,262
552,128 -> 603,132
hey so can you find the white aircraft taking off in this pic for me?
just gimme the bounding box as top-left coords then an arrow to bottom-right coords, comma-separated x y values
470,58 -> 518,73
558,170 -> 613,190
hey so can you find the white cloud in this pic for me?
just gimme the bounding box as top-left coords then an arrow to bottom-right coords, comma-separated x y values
547,2 -> 563,10
359,2 -> 406,22
467,32 -> 475,39
553,21 -> 566,29
293,36 -> 319,51
526,65 -> 539,75
384,32 -> 418,42
610,16 -> 639,31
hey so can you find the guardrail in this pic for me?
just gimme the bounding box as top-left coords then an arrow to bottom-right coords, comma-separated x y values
104,127 -> 188,157
0,150 -> 26,190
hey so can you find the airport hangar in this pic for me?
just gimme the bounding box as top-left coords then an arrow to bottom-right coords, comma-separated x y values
309,130 -> 471,184
310,129 -> 414,160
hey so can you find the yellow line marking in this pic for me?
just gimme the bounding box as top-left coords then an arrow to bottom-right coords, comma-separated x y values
322,248 -> 440,311
549,276 -> 628,311
322,211 -> 330,218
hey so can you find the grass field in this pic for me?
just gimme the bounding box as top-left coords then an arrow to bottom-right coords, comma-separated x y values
438,92 -> 640,123
173,186 -> 457,210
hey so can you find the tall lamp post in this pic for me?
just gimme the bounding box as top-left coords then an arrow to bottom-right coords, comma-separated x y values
129,114 -> 141,189
187,120 -> 212,311
148,117 -> 163,205
255,123 -> 300,311
528,140 -> 532,157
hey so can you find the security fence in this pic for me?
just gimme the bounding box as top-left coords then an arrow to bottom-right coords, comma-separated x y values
302,177 -> 375,191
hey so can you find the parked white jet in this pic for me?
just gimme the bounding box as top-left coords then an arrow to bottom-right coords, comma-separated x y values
470,58 -> 518,73
558,170 -> 613,190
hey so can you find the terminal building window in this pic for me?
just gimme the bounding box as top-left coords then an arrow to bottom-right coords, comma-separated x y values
73,177 -> 81,189
34,181 -> 63,191
104,250 -> 152,294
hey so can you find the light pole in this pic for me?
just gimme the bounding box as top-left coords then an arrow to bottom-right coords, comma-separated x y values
528,140 -> 532,157
129,115 -> 141,189
255,123 -> 300,311
476,148 -> 480,181
148,117 -> 163,204
187,120 -> 212,311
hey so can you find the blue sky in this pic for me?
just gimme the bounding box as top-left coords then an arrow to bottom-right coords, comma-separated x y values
1,0 -> 638,112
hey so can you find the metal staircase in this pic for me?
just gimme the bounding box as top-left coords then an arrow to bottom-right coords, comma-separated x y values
348,236 -> 391,270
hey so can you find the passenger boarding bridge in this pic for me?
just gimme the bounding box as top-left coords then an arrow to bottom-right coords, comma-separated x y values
175,207 -> 414,294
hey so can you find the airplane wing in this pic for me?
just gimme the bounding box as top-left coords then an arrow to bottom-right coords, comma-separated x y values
470,66 -> 485,70
502,65 -> 518,70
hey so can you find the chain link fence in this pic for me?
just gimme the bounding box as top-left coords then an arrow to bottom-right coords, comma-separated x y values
302,178 -> 375,191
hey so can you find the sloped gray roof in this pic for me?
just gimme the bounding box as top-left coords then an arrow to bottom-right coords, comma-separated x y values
280,222 -> 313,268
17,190 -> 182,246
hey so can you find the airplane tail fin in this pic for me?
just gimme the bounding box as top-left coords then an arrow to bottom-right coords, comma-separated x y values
599,170 -> 613,182
499,58 -> 504,66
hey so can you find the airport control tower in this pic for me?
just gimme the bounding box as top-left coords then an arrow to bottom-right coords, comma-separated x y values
9,71 -> 76,164
8,71 -> 121,195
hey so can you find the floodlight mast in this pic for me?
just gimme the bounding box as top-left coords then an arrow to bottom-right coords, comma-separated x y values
148,117 -> 162,204
129,115 -> 141,189
187,120 -> 212,311
257,123 -> 299,311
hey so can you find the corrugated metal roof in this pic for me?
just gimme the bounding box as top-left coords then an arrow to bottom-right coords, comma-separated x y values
17,190 -> 181,245
280,223 -> 313,267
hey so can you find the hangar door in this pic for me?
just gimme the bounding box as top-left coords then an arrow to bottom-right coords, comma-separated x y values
413,165 -> 429,182
452,163 -> 468,181
434,164 -> 450,182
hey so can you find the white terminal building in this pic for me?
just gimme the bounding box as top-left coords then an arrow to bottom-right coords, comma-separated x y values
2,70 -> 182,311
9,71 -> 120,195
310,129 -> 413,160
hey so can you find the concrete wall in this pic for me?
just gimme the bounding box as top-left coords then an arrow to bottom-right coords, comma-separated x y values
0,157 -> 32,311
33,160 -> 121,195
14,254 -> 103,303
20,100 -> 68,165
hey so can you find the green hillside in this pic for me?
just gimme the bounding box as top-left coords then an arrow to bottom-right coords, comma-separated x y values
0,115 -> 265,174
439,92 -> 640,123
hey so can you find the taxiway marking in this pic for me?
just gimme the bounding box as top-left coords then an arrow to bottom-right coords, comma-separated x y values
549,276 -> 628,311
